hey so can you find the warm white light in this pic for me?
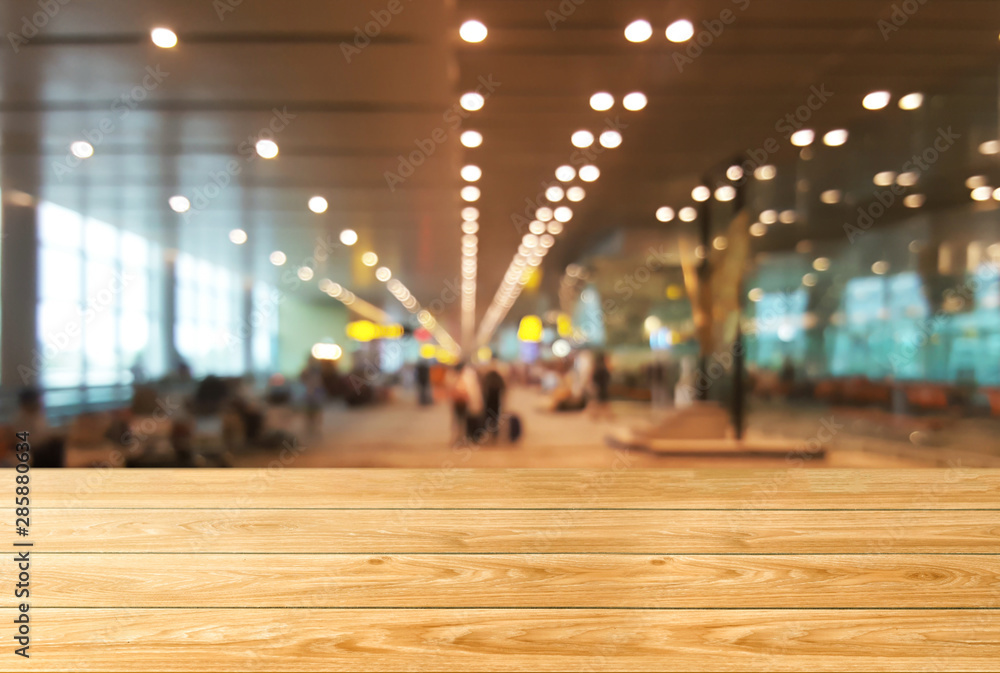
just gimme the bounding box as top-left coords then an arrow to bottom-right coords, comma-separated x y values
754,165 -> 776,181
555,165 -> 576,182
460,92 -> 485,111
622,92 -> 647,111
150,27 -> 178,48
779,209 -> 796,224
460,20 -> 488,43
461,207 -> 480,221
312,343 -> 343,361
655,207 -> 675,222
802,273 -> 818,287
460,130 -> 483,148
971,186 -> 993,201
599,130 -> 622,148
462,220 -> 480,234
679,206 -> 697,222
823,129 -> 848,146
361,252 -> 379,267
529,220 -> 546,235
571,130 -> 595,148
820,189 -> 841,204
665,19 -> 695,43
863,91 -> 891,110
714,185 -> 736,202
375,267 -> 392,282
624,19 -> 653,42
813,257 -> 831,271
168,195 -> 190,213
903,194 -> 926,209
546,221 -> 564,235
536,206 -> 553,221
749,222 -> 767,237
590,92 -> 614,111
872,260 -> 890,275
790,129 -> 815,147
70,141 -> 94,159
228,229 -> 247,245
554,206 -> 573,222
545,186 -> 565,202
461,185 -> 481,202
966,175 -> 988,190
692,186 -> 711,202
748,288 -> 764,302
339,229 -> 358,246
256,139 -> 279,159
566,186 -> 585,202
308,196 -> 328,213
760,209 -> 778,224
873,171 -> 897,186
726,165 -> 744,181
899,92 -> 924,110
269,251 -> 286,266
896,171 -> 919,187
297,267 -> 314,281
713,236 -> 728,251
578,165 -> 600,182
461,165 -> 482,182
979,140 -> 1000,155
552,339 -> 572,358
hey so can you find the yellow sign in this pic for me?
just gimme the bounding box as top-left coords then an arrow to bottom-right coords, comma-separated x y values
518,315 -> 543,342
346,320 -> 404,342
556,313 -> 573,337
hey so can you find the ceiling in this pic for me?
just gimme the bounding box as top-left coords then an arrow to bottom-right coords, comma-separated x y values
2,0 -> 999,347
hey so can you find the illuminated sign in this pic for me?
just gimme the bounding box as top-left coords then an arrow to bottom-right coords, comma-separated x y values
518,315 -> 543,343
346,320 -> 404,342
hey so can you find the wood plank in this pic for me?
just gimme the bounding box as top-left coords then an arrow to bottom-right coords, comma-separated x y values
26,553 -> 1000,609
31,468 -> 1000,509
18,509 -> 1000,553
11,608 -> 1000,671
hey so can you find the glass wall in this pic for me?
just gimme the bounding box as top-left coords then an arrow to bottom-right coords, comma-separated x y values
174,252 -> 245,377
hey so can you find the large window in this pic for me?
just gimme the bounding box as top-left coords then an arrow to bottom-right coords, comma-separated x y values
174,252 -> 245,377
37,202 -> 166,389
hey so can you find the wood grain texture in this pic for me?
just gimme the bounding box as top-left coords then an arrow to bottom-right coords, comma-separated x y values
27,553 -> 1000,608
18,508 -> 1000,553
31,468 -> 1000,509
9,608 -> 1000,672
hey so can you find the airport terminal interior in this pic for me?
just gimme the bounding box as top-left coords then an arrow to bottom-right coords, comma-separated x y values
1,0 -> 999,470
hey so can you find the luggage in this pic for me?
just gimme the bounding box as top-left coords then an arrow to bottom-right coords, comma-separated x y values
508,414 -> 523,443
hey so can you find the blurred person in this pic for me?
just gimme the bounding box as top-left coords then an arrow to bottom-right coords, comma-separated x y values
415,359 -> 433,406
300,356 -> 326,436
449,361 -> 483,445
481,358 -> 507,443
589,351 -> 614,421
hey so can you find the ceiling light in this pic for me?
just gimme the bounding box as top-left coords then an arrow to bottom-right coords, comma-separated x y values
802,273 -> 818,287
529,220 -> 546,235
979,140 -> 1000,155
461,185 -> 481,202
566,186 -> 586,201
903,194 -> 926,208
228,229 -> 247,245
873,171 -> 897,186
749,222 -> 767,237
555,165 -> 576,182
823,129 -> 848,146
899,92 -> 923,110
754,165 -> 776,181
726,165 -> 744,181
547,221 -> 564,235
554,206 -> 573,222
820,189 -> 841,204
536,207 -> 553,221
599,130 -> 623,148
571,130 -> 595,148
361,252 -> 379,267
590,92 -> 614,111
665,19 -> 695,43
461,165 -> 481,182
896,171 -> 919,187
462,220 -> 480,234
579,165 -> 600,182
813,257 -> 831,271
269,251 -> 287,266
522,234 -> 539,248
790,129 -> 815,147
375,267 -> 392,282
461,207 -> 479,221
70,141 -> 94,159
748,288 -> 764,302
460,92 -> 485,111
308,196 -> 328,213
692,186 -> 711,202
339,229 -> 358,246
971,186 -> 993,201
779,209 -> 796,224
545,186 -> 565,202
679,206 -> 697,222
624,19 -> 652,43
966,175 -> 988,190
714,185 -> 736,202
168,195 -> 190,213
297,267 -> 314,281
713,236 -> 728,250
460,20 -> 488,43
872,260 -> 890,275
760,209 -> 778,224
255,139 -> 278,159
655,207 -> 675,222
863,91 -> 891,110
622,92 -> 647,111
460,130 -> 482,148
150,27 -> 178,48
